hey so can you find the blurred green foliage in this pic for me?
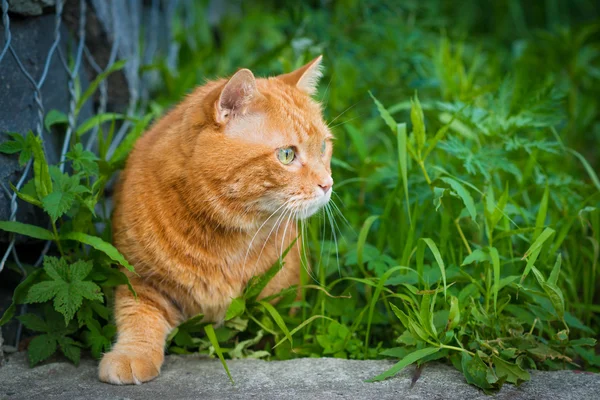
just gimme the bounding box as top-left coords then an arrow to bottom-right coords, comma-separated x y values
1,0 -> 599,392
146,0 -> 600,389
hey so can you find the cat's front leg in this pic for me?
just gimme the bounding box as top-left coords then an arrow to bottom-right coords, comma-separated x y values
99,282 -> 182,385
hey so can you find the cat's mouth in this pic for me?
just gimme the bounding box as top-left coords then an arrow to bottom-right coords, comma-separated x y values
295,190 -> 332,220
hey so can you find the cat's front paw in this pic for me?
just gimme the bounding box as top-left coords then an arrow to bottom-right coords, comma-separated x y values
98,349 -> 163,385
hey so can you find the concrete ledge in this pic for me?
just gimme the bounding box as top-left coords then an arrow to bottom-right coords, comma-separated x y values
0,352 -> 599,399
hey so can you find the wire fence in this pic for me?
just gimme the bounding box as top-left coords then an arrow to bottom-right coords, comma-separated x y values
0,0 -> 186,348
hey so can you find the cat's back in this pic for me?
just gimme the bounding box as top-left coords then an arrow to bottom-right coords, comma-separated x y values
111,102 -> 191,260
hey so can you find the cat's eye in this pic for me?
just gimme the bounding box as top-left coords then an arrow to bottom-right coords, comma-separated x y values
278,147 -> 295,165
320,140 -> 327,155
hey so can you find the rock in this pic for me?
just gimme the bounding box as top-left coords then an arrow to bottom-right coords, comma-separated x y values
82,0 -> 177,107
0,329 -> 3,366
0,353 -> 599,399
0,1 -> 181,240
7,0 -> 55,16
0,14 -> 93,241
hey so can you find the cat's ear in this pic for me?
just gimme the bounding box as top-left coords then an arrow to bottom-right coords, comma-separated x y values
215,69 -> 257,124
278,55 -> 323,95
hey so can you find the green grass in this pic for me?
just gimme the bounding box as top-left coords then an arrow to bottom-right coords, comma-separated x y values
1,0 -> 600,393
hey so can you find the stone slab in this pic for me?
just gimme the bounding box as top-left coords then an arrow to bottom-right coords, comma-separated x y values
0,352 -> 598,400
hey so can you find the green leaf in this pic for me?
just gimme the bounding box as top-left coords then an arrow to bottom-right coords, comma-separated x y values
25,257 -> 103,325
8,131 -> 35,166
390,303 -> 410,328
440,177 -> 477,221
521,227 -> 555,282
380,347 -> 412,358
30,135 -> 52,199
109,113 -> 154,166
357,215 -> 379,273
17,314 -> 48,332
84,321 -> 116,359
548,253 -> 561,286
58,336 -> 81,365
492,355 -> 530,385
204,324 -> 234,384
367,347 -> 440,382
0,221 -> 54,240
344,124 -> 367,162
527,342 -> 569,362
410,92 -> 426,153
25,281 -> 61,304
461,352 -> 493,390
225,297 -> 246,321
66,143 -> 99,176
421,238 -> 447,298
567,148 -> 600,192
409,318 -> 431,342
42,191 -> 76,222
369,91 -> 397,134
10,182 -> 42,207
70,260 -> 94,281
419,292 -> 437,337
365,266 -> 414,357
490,184 -> 509,229
524,227 -> 555,258
397,123 -> 411,224
570,338 -> 597,347
244,237 -> 297,301
76,59 -> 126,113
489,246 -> 500,314
258,300 -> 293,348
60,232 -> 136,274
44,110 -> 68,132
534,185 -> 549,240
447,295 -> 460,331
40,166 -> 90,222
461,249 -> 490,266
543,283 -> 565,320
0,140 -> 23,154
273,315 -> 335,349
26,334 -> 57,367
76,113 -> 125,138
0,270 -> 44,326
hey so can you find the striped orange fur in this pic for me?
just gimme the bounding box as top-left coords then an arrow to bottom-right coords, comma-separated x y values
98,56 -> 333,385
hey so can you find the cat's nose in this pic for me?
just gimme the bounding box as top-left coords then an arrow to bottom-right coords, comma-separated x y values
318,177 -> 333,195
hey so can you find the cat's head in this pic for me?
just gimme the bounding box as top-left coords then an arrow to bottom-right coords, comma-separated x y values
194,56 -> 333,223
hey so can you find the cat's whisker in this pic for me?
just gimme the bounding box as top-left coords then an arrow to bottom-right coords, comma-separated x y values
300,211 -> 318,282
327,101 -> 360,127
242,201 -> 289,275
329,195 -> 354,234
249,200 -> 293,278
328,203 -> 346,274
280,205 -> 295,260
328,113 -> 365,131
321,72 -> 334,108
323,204 -> 334,274
325,203 -> 341,275
299,210 -> 321,285
272,205 -> 295,260
294,217 -> 303,267
317,204 -> 327,272
330,207 -> 346,249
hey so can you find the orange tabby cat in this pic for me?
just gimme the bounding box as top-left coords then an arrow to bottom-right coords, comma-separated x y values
98,56 -> 333,385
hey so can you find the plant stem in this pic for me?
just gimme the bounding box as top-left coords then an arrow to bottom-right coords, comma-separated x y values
440,344 -> 475,355
454,218 -> 472,254
51,221 -> 64,257
418,160 -> 432,186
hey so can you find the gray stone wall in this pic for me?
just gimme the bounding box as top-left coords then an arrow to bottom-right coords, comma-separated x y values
0,0 -> 182,352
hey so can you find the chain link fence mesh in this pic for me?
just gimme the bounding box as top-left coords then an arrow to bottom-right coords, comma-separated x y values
0,0 -> 191,348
